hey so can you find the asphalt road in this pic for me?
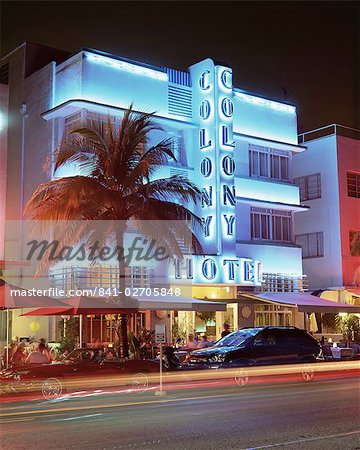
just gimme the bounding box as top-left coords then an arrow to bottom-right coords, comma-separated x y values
1,374 -> 360,450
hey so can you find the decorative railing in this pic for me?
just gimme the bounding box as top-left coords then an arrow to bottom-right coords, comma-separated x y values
261,273 -> 308,292
49,265 -> 153,292
298,124 -> 360,144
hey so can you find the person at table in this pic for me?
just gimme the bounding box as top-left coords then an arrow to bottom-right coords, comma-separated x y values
104,348 -> 114,360
11,342 -> 27,366
221,323 -> 231,339
25,343 -> 50,364
197,335 -> 212,349
185,334 -> 197,350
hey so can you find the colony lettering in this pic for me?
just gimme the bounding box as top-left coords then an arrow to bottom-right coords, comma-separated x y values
176,60 -> 262,285
196,62 -> 236,255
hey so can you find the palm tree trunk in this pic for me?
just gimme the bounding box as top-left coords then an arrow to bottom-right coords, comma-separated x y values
116,228 -> 129,358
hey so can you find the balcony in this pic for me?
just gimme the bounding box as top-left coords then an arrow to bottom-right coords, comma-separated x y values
235,177 -> 302,209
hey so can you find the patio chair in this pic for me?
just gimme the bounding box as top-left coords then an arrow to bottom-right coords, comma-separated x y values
349,343 -> 360,359
340,348 -> 354,360
321,345 -> 334,361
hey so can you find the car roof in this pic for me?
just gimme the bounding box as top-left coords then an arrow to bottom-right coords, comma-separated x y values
240,326 -> 300,331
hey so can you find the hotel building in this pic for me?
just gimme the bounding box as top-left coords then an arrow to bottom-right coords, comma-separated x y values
294,125 -> 360,306
2,43 -> 356,345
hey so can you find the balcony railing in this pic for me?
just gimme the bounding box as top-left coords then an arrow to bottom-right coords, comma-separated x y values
298,124 -> 360,144
261,273 -> 308,293
50,265 -> 153,293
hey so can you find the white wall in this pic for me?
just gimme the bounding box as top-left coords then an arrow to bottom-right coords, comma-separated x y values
293,135 -> 343,289
0,84 -> 9,259
54,54 -> 83,106
235,177 -> 299,205
81,54 -> 169,117
236,242 -> 303,275
233,91 -> 298,145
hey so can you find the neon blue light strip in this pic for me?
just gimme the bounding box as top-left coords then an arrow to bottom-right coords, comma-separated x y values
85,53 -> 168,81
235,91 -> 295,113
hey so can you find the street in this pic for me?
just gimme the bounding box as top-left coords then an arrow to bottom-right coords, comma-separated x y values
1,373 -> 359,450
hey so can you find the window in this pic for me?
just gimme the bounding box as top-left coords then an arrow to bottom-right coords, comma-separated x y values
86,112 -> 116,127
63,112 -> 83,138
295,232 -> 324,258
249,145 -> 290,181
293,173 -> 321,201
63,111 -> 118,139
169,132 -> 186,166
349,231 -> 360,256
254,306 -> 293,327
251,208 -> 292,242
347,172 -> 360,198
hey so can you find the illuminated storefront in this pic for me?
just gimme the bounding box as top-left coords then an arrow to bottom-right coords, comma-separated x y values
2,44 -> 312,342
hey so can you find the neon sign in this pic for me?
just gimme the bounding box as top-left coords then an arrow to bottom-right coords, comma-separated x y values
235,91 -> 295,113
188,59 -> 260,285
173,256 -> 262,285
85,53 -> 168,81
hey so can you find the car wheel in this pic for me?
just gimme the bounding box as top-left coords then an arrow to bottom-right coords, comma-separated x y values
234,369 -> 249,387
9,378 -> 34,394
131,372 -> 149,392
41,377 -> 63,400
301,366 -> 315,382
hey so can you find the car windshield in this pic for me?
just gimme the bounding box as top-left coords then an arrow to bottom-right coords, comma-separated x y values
213,329 -> 259,347
65,349 -> 96,362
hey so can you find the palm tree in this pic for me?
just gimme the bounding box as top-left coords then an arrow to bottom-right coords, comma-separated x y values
25,106 -> 202,357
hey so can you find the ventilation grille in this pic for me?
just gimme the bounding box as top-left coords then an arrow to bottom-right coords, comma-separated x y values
168,84 -> 192,119
164,68 -> 191,86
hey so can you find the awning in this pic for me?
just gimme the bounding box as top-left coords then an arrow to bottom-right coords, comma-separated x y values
345,288 -> 360,297
136,295 -> 226,312
20,295 -> 138,316
240,292 -> 360,314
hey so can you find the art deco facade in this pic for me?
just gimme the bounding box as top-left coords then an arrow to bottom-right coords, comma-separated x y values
1,43 -> 334,343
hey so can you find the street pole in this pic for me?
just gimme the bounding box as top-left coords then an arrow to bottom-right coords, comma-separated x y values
6,309 -> 9,369
159,343 -> 163,392
155,342 -> 167,396
79,315 -> 83,347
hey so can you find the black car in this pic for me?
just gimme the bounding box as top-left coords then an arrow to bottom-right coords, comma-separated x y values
186,327 -> 323,370
0,348 -> 162,399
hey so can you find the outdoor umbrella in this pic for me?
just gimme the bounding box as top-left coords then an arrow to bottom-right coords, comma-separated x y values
0,279 -> 68,309
21,295 -> 139,346
0,279 -> 66,367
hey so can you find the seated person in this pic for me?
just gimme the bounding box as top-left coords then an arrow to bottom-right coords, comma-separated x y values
11,342 -> 27,366
25,343 -> 49,364
103,348 -> 115,361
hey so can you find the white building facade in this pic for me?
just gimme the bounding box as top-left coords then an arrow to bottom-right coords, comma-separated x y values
294,125 -> 360,303
1,44 -> 313,343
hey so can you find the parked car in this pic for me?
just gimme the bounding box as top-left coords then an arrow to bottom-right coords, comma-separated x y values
185,326 -> 323,384
0,347 -> 162,399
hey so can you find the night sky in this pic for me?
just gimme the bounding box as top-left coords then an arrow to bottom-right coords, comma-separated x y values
1,1 -> 359,132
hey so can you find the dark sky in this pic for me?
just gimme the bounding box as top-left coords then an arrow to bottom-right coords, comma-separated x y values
1,1 -> 359,132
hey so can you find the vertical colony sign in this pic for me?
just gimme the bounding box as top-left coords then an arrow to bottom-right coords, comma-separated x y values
190,59 -> 236,256
178,59 -> 261,285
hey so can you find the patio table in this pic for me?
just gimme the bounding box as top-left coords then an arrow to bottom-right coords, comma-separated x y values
330,347 -> 353,359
